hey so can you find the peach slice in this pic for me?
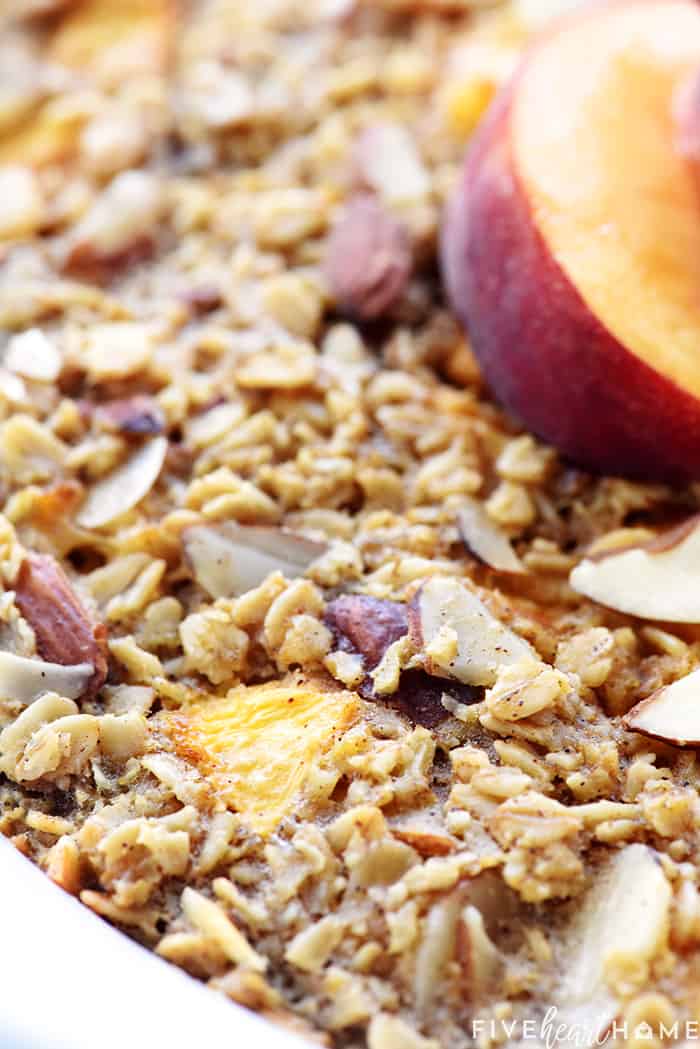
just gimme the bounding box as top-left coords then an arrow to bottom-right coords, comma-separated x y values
442,0 -> 700,481
48,0 -> 176,82
162,677 -> 360,836
623,668 -> 700,746
0,1 -> 176,170
0,105 -> 83,169
569,516 -> 700,622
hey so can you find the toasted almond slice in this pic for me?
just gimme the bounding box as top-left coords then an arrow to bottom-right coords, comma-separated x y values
556,844 -> 671,1035
0,651 -> 93,704
585,526 -> 656,560
0,166 -> 44,239
0,368 -> 28,403
355,124 -> 430,204
623,668 -> 700,746
77,435 -> 167,529
465,870 -> 520,934
456,498 -> 526,574
569,516 -> 700,622
183,522 -> 328,599
409,577 -> 534,686
180,887 -> 267,972
14,552 -> 107,696
62,171 -> 163,283
392,822 -> 456,856
4,328 -> 62,382
458,904 -> 504,999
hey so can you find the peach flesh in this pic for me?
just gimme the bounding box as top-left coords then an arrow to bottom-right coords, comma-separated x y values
442,0 -> 700,481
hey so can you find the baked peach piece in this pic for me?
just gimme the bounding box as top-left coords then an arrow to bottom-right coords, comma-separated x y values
442,0 -> 700,481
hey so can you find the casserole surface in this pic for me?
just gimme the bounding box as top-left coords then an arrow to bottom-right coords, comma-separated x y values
1,3 -> 700,1048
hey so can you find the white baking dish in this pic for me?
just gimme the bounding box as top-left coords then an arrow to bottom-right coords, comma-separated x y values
1,836 -> 308,1049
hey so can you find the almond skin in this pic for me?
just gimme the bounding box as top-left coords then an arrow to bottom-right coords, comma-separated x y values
62,235 -> 155,285
390,668 -> 478,728
324,194 -> 412,321
325,594 -> 408,669
14,553 -> 108,698
94,395 -> 165,437
325,593 -> 478,726
179,284 -> 223,316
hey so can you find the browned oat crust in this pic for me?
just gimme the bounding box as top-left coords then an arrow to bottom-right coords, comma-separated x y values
1,3 -> 700,1048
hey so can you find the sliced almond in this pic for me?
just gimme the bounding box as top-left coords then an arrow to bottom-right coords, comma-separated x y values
465,870 -> 520,935
409,577 -> 534,687
62,170 -> 163,283
456,498 -> 526,574
0,166 -> 44,239
181,62 -> 255,132
392,822 -> 456,857
4,328 -> 62,382
569,517 -> 700,622
585,526 -> 656,560
0,651 -> 93,704
623,668 -> 700,746
183,522 -> 328,599
457,871 -> 518,998
14,552 -> 108,697
556,844 -> 671,1035
457,904 -> 504,999
324,194 -> 412,321
0,368 -> 28,404
76,435 -> 167,529
355,123 -> 430,204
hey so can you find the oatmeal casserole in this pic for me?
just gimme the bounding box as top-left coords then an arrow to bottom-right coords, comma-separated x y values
1,1 -> 700,1047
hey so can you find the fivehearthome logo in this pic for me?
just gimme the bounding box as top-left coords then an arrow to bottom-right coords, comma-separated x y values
468,1008 -> 700,1047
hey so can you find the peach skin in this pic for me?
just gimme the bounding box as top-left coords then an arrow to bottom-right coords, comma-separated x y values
442,0 -> 700,481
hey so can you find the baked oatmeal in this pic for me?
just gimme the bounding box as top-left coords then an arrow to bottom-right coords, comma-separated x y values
1,2 -> 700,1048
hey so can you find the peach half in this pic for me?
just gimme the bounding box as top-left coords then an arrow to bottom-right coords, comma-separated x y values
442,0 -> 700,481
